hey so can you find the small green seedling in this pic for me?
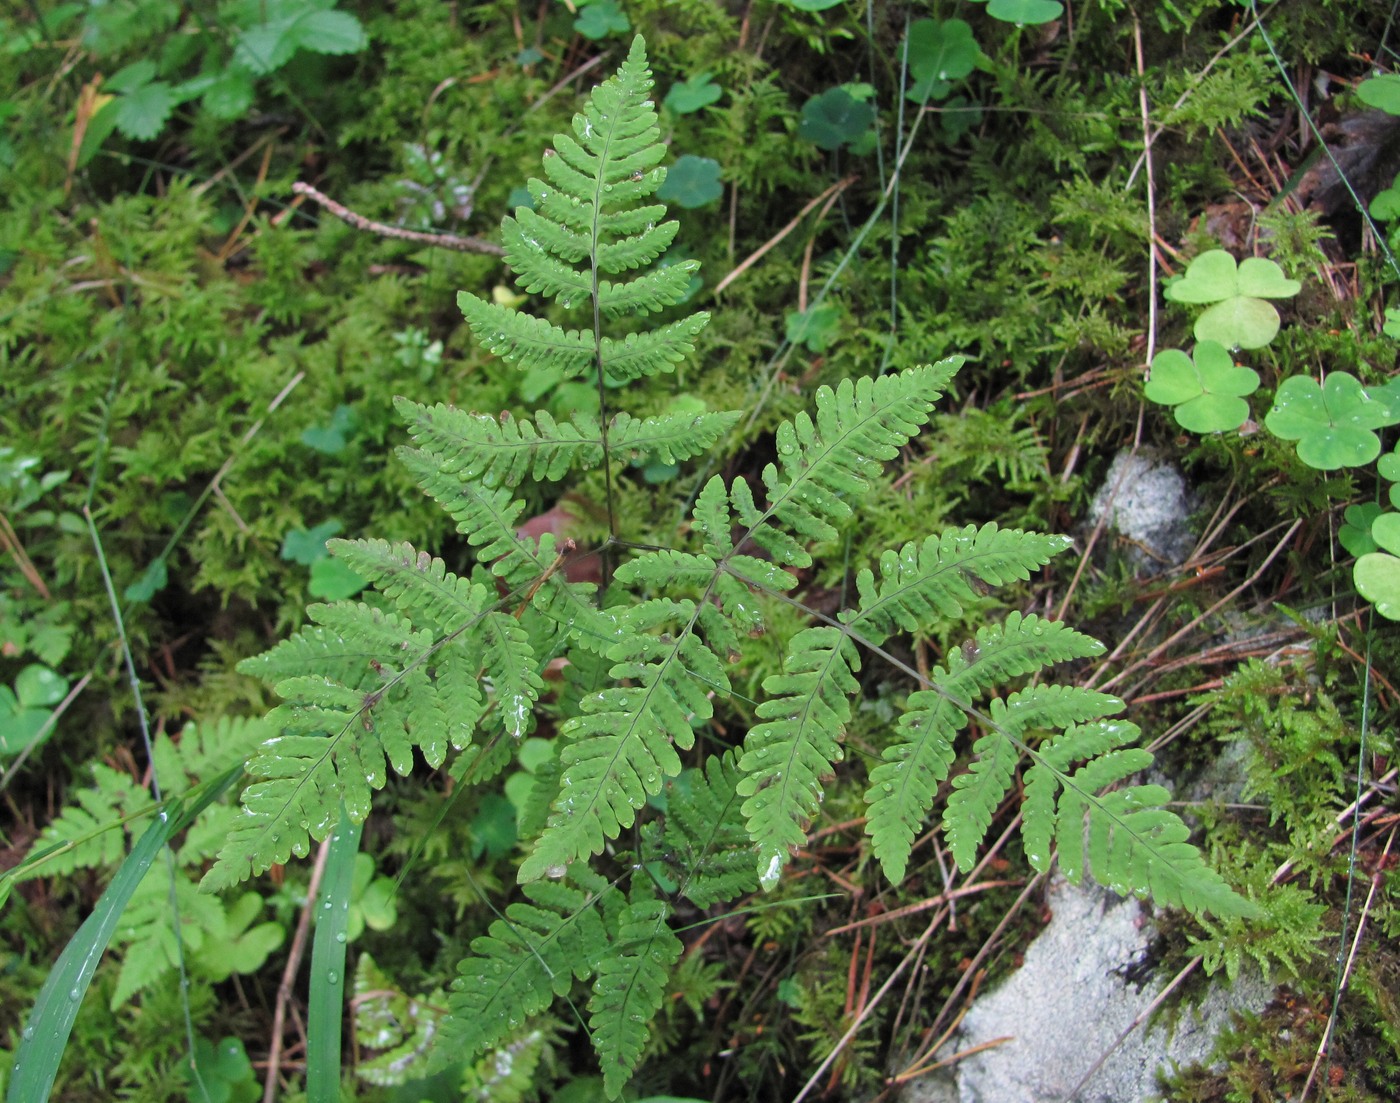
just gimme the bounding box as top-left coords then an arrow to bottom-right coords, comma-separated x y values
1355,512 -> 1400,619
302,404 -> 357,454
0,663 -> 69,757
1165,250 -> 1301,350
1371,174 -> 1400,221
573,0 -> 630,40
1145,340 -> 1259,433
1263,372 -> 1398,470
188,1036 -> 259,1103
281,520 -> 344,565
1386,308 -> 1400,340
786,301 -> 843,353
1340,502 -> 1384,557
123,557 -> 168,603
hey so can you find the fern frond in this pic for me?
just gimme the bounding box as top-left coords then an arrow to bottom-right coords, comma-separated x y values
480,610 -> 544,739
111,873 -> 223,1008
844,525 -> 1072,642
152,716 -> 273,796
596,263 -> 699,317
736,360 -> 961,569
440,868 -> 611,1064
943,686 -> 1121,870
16,763 -> 145,879
1025,721 -> 1257,917
864,617 -> 1113,883
737,627 -> 860,889
607,410 -> 741,465
396,396 -> 603,486
662,752 -> 758,908
327,538 -> 489,634
353,953 -> 443,1086
588,892 -> 682,1098
456,294 -> 595,377
599,315 -> 712,382
519,602 -> 728,882
694,475 -> 735,556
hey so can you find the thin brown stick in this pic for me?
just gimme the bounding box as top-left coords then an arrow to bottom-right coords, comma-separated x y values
290,181 -> 504,255
263,836 -> 333,1103
713,176 -> 858,296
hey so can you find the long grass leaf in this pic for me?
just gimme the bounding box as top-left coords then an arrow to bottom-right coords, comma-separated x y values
305,805 -> 363,1103
6,766 -> 240,1103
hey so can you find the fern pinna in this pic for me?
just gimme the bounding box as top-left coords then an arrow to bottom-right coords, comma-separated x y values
214,36 -> 1254,1097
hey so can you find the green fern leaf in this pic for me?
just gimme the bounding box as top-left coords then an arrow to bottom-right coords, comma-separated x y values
327,538 -> 488,633
16,763 -> 145,879
480,610 -> 545,739
607,410 -> 741,465
456,295 -> 595,378
588,893 -> 682,1098
844,524 -> 1072,642
726,361 -> 960,576
662,752 -> 758,908
519,601 -> 728,881
864,613 -> 1113,883
111,872 -> 223,1008
441,868 -> 611,1064
737,627 -> 860,889
396,396 -> 603,487
694,475 -> 735,556
599,316 -> 712,382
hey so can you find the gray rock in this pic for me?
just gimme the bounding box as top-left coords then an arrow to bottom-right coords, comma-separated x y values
900,877 -> 1271,1103
1088,451 -> 1196,567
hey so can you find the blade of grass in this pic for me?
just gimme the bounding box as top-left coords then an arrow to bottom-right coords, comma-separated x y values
305,805 -> 363,1103
6,766 -> 240,1103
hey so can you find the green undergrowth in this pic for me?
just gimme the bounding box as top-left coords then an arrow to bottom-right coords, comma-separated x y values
3,0 -> 1399,1100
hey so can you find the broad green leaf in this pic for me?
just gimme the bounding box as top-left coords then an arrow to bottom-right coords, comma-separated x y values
16,663 -> 68,708
188,1037 -> 258,1103
656,155 -> 723,208
1386,308 -> 1400,340
308,557 -> 366,599
302,404 -> 356,453
234,19 -> 299,74
104,59 -> 157,93
574,0 -> 629,40
290,9 -> 366,55
281,520 -> 343,565
113,80 -> 176,141
1339,503 -> 1384,557
785,302 -> 842,353
664,72 -> 722,115
1193,296 -> 1281,350
1370,174 -> 1400,221
1264,372 -> 1395,470
1357,74 -> 1400,116
798,87 -> 876,150
1355,513 -> 1400,619
0,686 -> 52,757
124,557 -> 168,603
980,0 -> 1063,24
782,0 -> 846,9
905,19 -> 977,102
1166,251 -> 1299,303
1144,341 -> 1258,433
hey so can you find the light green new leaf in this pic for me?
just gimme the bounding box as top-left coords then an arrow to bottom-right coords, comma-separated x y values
1339,502 -> 1383,557
656,155 -> 723,209
904,19 -> 978,102
664,72 -> 722,114
1165,250 -> 1301,349
979,0 -> 1063,24
1144,342 -> 1258,433
1263,372 -> 1397,470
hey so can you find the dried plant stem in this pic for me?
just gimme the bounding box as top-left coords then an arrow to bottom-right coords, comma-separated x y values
291,181 -> 504,255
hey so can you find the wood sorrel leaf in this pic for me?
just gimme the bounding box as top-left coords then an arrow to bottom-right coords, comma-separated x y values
1340,503 -> 1384,557
1355,514 -> 1400,619
1144,341 -> 1258,433
1166,251 -> 1300,349
1263,372 -> 1396,470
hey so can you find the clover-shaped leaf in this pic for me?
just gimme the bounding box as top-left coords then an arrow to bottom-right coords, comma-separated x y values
655,155 -> 723,208
1165,250 -> 1301,350
664,72 -> 722,115
573,0 -> 630,40
905,19 -> 978,103
1357,74 -> 1400,116
1264,372 -> 1396,470
301,404 -> 356,454
1144,341 -> 1258,433
309,557 -> 366,600
281,519 -> 343,565
1355,513 -> 1400,619
786,302 -> 842,352
1340,502 -> 1384,557
976,0 -> 1064,25
799,87 -> 876,150
1371,174 -> 1400,221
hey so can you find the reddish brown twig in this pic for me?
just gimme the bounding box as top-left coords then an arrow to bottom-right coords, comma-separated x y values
291,181 -> 503,255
